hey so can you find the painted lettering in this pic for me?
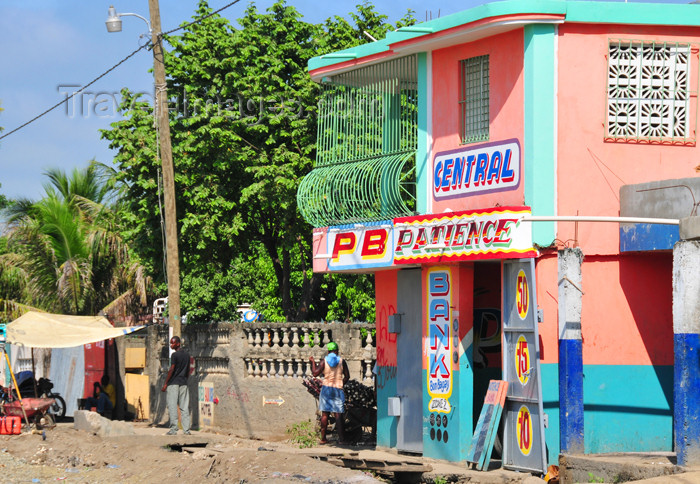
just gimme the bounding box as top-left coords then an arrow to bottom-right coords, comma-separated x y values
429,272 -> 450,296
482,220 -> 497,244
395,229 -> 414,252
453,157 -> 465,189
473,152 -> 488,186
430,300 -> 449,322
486,151 -> 502,184
442,159 -> 454,189
501,149 -> 515,182
413,227 -> 428,250
332,232 -> 356,261
429,322 -> 449,349
361,228 -> 387,258
434,160 -> 444,192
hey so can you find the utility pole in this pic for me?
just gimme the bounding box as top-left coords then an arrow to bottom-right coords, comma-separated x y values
148,0 -> 181,337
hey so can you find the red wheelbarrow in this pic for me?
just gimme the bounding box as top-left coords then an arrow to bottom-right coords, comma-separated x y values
2,397 -> 56,429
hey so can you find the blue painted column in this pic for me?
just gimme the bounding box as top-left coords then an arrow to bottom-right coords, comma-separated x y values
673,240 -> 700,466
558,248 -> 585,454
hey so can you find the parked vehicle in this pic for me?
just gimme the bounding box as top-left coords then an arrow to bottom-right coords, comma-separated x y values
7,371 -> 66,421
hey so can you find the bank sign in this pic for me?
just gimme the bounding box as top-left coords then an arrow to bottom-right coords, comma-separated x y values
394,207 -> 537,264
433,139 -> 520,199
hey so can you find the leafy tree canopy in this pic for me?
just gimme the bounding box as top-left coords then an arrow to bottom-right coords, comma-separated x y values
102,1 -> 414,323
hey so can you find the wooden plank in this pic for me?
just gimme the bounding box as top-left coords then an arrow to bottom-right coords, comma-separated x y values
125,373 -> 149,419
466,380 -> 500,463
480,381 -> 508,470
466,380 -> 508,470
125,347 -> 146,369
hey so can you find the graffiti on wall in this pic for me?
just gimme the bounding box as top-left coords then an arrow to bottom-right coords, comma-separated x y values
427,267 -> 453,415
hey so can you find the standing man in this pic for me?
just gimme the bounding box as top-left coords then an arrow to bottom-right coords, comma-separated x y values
161,335 -> 191,435
310,342 -> 350,444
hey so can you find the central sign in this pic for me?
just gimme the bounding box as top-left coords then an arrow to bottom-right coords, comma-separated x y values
433,139 -> 521,199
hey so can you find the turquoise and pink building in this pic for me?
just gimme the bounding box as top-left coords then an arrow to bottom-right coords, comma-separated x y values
297,0 -> 700,471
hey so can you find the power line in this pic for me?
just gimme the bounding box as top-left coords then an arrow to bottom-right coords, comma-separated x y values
0,0 -> 242,143
161,0 -> 241,37
0,43 -> 148,142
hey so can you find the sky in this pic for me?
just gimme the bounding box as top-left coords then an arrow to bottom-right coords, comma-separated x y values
0,0 -> 692,200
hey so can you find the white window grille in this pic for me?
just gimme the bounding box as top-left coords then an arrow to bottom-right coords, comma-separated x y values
607,40 -> 692,142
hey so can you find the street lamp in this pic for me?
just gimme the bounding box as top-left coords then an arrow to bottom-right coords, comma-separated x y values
106,3 -> 182,338
105,6 -> 151,36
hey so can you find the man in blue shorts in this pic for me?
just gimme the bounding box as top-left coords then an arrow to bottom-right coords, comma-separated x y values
310,342 -> 350,444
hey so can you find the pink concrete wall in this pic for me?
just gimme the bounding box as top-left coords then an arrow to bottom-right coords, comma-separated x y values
557,24 -> 700,255
375,270 -> 398,367
431,29 -> 525,213
580,253 -> 673,366
534,254 -> 559,365
533,252 -> 672,366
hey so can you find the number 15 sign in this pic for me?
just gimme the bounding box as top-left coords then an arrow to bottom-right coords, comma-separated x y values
502,259 -> 546,474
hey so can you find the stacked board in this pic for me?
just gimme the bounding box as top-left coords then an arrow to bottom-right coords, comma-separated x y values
466,380 -> 509,471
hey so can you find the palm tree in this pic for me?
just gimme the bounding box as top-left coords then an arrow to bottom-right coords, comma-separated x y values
0,162 -> 150,317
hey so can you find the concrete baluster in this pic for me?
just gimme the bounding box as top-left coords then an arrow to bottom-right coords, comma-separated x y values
365,330 -> 374,349
254,328 -> 262,347
245,358 -> 254,378
282,328 -> 290,347
272,328 -> 280,348
291,327 -> 299,347
246,328 -> 254,347
364,360 -> 373,382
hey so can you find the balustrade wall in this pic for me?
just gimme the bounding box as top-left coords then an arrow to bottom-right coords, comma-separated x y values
146,321 -> 376,438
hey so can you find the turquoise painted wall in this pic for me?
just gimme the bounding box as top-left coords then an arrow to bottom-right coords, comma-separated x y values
541,363 -> 673,461
417,52 -> 429,214
376,365 -> 398,449
423,334 -> 474,461
541,363 -> 561,465
523,24 -> 556,246
583,365 -> 673,453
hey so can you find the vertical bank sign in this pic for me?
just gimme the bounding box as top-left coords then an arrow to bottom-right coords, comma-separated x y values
394,207 -> 537,264
433,139 -> 520,199
427,267 -> 453,403
324,222 -> 394,271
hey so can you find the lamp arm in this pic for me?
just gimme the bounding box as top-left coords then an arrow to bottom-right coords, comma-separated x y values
118,12 -> 152,35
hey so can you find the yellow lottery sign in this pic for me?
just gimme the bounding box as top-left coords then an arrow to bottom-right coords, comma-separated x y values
515,335 -> 530,385
516,269 -> 529,319
516,405 -> 533,455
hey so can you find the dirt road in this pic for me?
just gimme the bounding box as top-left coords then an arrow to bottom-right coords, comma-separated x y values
0,420 -> 384,483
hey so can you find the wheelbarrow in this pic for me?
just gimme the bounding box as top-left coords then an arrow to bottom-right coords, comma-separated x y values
1,397 -> 57,429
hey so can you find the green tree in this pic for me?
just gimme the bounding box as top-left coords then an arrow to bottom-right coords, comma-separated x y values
102,1 -> 414,322
0,163 -> 149,316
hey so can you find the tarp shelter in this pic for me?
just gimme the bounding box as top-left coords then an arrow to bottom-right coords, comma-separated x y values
3,311 -> 147,417
6,311 -> 145,348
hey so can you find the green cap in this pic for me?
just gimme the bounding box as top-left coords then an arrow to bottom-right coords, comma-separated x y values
326,342 -> 338,351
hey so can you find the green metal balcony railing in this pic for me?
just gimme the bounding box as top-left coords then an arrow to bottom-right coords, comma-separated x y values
298,55 -> 418,227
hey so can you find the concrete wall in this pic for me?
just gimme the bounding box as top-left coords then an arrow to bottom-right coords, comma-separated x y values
143,322 -> 376,440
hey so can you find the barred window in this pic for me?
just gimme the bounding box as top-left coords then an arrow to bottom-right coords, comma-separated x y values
607,40 -> 691,142
460,55 -> 490,144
